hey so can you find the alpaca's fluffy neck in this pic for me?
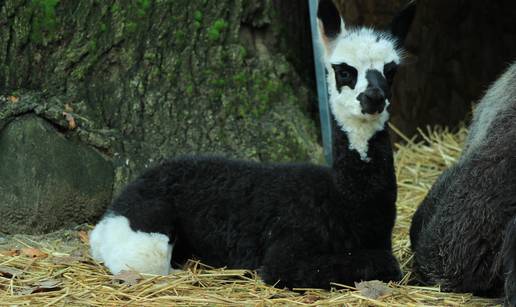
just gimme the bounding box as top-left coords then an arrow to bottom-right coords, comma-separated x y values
328,117 -> 397,250
331,117 -> 395,199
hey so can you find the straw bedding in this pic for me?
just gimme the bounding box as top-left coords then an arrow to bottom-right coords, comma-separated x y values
0,126 -> 503,306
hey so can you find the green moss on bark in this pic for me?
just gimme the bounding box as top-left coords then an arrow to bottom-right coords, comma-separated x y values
1,0 -> 322,199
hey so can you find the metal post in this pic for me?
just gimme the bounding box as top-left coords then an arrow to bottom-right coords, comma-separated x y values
308,0 -> 333,165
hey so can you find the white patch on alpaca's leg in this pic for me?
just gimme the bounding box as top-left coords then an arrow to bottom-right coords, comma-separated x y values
90,215 -> 173,275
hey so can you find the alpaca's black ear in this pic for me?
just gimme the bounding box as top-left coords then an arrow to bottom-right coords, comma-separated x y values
390,1 -> 416,46
317,0 -> 342,40
317,0 -> 344,56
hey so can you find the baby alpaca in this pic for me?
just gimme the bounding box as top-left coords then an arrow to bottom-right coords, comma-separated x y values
91,0 -> 409,289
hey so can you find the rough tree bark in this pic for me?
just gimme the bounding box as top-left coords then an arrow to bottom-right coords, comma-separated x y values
0,0 -> 321,234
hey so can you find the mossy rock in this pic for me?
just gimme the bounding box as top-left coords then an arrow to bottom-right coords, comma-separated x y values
0,115 -> 113,234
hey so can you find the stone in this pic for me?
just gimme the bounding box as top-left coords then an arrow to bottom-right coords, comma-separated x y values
0,115 -> 113,234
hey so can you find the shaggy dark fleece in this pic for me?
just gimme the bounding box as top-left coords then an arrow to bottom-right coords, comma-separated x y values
108,122 -> 401,289
410,62 -> 516,302
503,217 -> 516,306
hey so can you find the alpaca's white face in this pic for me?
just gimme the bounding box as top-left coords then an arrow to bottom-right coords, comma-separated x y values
327,29 -> 400,123
317,0 -> 403,160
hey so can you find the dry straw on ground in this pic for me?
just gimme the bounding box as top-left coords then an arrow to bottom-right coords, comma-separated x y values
0,126 -> 503,306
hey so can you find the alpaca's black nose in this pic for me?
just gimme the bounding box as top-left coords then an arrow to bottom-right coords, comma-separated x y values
358,87 -> 386,114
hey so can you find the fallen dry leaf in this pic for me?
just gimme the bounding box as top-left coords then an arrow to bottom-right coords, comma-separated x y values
355,280 -> 393,300
8,95 -> 19,103
0,249 -> 21,257
302,294 -> 321,304
35,279 -> 61,289
17,279 -> 62,295
0,265 -> 24,278
21,247 -> 48,259
62,111 -> 77,129
78,230 -> 89,244
112,270 -> 143,286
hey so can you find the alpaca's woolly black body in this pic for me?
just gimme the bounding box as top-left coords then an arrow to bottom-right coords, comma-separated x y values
410,63 -> 516,300
108,123 -> 401,288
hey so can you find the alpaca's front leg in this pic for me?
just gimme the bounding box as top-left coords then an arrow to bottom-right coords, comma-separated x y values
259,239 -> 402,289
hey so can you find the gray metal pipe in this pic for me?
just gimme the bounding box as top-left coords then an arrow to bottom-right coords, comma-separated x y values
308,0 -> 333,165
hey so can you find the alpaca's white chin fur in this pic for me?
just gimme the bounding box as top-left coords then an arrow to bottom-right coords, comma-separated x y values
90,215 -> 173,276
345,109 -> 389,124
356,112 -> 384,121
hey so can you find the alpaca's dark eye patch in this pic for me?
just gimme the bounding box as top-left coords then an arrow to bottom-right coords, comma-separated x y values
383,61 -> 398,85
332,63 -> 358,90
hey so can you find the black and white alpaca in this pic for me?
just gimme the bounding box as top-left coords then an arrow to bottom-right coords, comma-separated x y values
410,62 -> 516,303
90,0 -> 407,288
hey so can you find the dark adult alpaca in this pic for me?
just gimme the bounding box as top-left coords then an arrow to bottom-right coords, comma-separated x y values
91,0 -> 408,288
410,62 -> 516,304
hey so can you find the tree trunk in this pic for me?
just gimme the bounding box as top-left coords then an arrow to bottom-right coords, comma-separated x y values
390,0 -> 516,137
0,0 -> 321,233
